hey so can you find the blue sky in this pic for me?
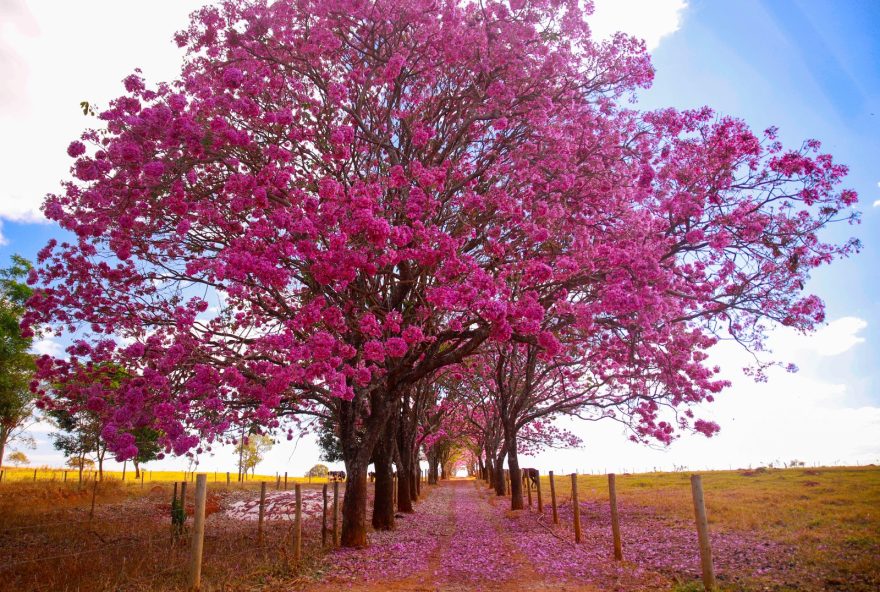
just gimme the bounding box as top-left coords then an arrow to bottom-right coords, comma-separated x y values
0,0 -> 877,475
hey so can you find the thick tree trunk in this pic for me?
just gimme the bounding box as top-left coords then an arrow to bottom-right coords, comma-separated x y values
341,458 -> 370,547
371,421 -> 396,531
477,456 -> 485,481
428,457 -> 439,484
494,451 -> 508,496
396,460 -> 414,512
505,428 -> 524,510
486,456 -> 496,489
338,387 -> 396,548
0,432 -> 6,471
414,465 -> 421,499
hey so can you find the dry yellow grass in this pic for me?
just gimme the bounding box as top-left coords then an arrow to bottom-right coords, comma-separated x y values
0,477 -> 332,591
0,465 -> 329,485
541,465 -> 880,590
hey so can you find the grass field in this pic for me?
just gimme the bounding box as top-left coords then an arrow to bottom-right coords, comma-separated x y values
0,465 -> 330,485
541,465 -> 880,590
1,466 -> 877,591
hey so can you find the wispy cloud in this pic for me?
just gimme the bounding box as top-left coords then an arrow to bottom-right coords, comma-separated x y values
591,0 -> 688,51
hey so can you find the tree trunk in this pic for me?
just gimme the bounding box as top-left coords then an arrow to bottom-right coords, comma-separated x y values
337,387 -> 397,548
134,462 -> 140,479
427,452 -> 439,484
413,465 -> 420,499
98,448 -> 105,482
485,456 -> 495,489
341,458 -> 370,547
477,455 -> 485,481
505,428 -> 524,510
0,430 -> 6,471
371,421 -> 396,531
396,460 -> 414,512
494,451 -> 508,496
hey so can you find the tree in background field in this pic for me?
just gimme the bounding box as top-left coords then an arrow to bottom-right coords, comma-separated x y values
131,427 -> 162,478
24,0 -> 859,546
6,451 -> 29,466
307,463 -> 329,478
0,255 -> 37,470
66,456 -> 95,472
235,433 -> 273,478
49,408 -> 107,481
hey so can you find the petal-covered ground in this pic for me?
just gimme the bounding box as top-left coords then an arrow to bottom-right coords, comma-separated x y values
285,479 -> 829,591
225,489 -> 329,521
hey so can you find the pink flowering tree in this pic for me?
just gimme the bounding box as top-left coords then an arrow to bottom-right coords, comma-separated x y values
25,0 -> 857,546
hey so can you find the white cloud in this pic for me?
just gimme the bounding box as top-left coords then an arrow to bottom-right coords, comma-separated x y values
770,316 -> 867,357
31,336 -> 63,356
0,1 -> 212,226
590,0 -> 688,51
873,199 -> 880,208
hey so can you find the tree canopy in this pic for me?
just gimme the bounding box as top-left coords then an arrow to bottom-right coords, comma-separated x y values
24,0 -> 858,546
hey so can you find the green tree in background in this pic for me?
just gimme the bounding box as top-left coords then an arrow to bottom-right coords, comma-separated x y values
234,432 -> 274,479
0,255 -> 37,470
307,463 -> 329,478
6,450 -> 29,466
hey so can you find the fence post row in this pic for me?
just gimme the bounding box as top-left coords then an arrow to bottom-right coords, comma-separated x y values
548,471 -> 558,524
690,474 -> 716,591
608,473 -> 622,560
188,474 -> 207,592
570,473 -> 582,544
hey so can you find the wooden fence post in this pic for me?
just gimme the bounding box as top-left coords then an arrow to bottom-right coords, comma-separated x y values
188,474 -> 207,592
322,483 -> 329,547
549,471 -> 558,524
608,473 -> 622,560
180,481 -> 187,516
535,470 -> 543,513
527,475 -> 533,508
33,468 -> 37,482
332,480 -> 340,547
571,473 -> 582,543
690,474 -> 716,591
171,482 -> 179,541
0,470 -> 3,483
141,472 -> 145,489
293,484 -> 302,563
89,479 -> 99,522
258,481 -> 267,546
284,471 -> 288,490
226,472 -> 230,487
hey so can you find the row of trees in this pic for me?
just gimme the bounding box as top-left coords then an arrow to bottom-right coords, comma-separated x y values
21,0 -> 857,547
